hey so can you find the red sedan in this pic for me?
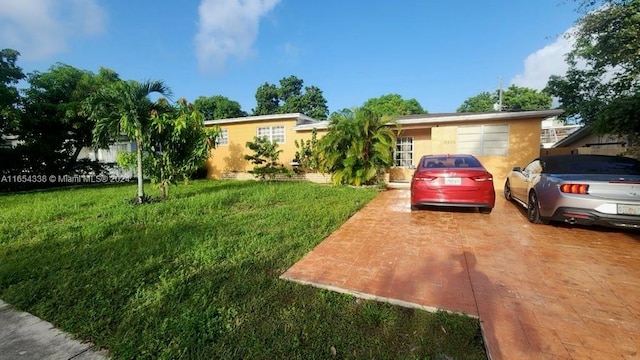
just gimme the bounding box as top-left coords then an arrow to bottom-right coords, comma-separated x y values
410,154 -> 496,214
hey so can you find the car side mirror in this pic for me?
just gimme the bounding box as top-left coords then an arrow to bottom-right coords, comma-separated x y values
512,166 -> 521,172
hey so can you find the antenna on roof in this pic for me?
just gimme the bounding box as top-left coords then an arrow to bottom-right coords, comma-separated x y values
493,76 -> 504,112
498,76 -> 504,111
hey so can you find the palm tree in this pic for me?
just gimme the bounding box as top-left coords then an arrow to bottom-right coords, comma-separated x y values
318,107 -> 397,186
86,80 -> 172,203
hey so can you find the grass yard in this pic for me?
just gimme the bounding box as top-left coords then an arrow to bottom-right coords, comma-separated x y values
0,180 -> 486,359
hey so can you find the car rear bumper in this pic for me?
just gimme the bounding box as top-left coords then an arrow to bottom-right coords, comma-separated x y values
411,184 -> 495,207
549,207 -> 640,229
413,201 -> 493,208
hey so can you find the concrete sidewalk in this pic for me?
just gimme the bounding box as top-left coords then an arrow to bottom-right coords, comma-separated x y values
0,300 -> 108,360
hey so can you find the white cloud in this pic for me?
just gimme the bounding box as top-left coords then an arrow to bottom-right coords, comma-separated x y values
282,42 -> 297,57
196,0 -> 280,73
280,41 -> 299,64
510,28 -> 576,91
0,0 -> 107,60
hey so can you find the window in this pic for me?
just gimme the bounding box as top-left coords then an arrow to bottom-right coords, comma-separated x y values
216,129 -> 228,146
394,136 -> 414,167
524,160 -> 542,175
257,126 -> 285,143
457,124 -> 509,156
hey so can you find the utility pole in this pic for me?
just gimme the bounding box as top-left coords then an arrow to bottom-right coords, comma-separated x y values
498,76 -> 503,112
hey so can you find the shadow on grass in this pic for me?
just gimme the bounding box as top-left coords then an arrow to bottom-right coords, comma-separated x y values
0,180 -> 136,197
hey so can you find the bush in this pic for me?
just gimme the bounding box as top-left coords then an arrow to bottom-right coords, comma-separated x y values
244,136 -> 292,180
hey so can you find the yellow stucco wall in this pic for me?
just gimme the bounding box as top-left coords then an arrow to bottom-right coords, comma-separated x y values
206,114 -> 544,186
478,119 -> 541,188
389,128 -> 432,181
421,119 -> 541,188
389,118 -> 542,186
205,118 -> 326,178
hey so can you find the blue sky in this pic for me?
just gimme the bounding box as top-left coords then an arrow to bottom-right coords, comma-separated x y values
0,0 -> 582,115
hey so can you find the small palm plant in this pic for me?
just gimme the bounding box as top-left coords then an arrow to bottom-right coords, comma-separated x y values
318,107 -> 397,186
85,80 -> 172,203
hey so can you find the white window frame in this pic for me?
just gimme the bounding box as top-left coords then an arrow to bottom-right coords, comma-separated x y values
394,136 -> 414,168
216,129 -> 228,146
257,126 -> 285,143
457,124 -> 509,156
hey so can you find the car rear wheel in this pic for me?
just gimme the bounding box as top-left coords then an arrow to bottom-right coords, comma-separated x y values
527,192 -> 549,224
503,180 -> 512,200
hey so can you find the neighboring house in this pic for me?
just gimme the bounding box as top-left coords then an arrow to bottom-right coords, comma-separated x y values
1,135 -> 21,148
540,117 -> 580,149
2,133 -> 134,178
546,124 -> 629,156
77,140 -> 136,178
204,109 -> 563,186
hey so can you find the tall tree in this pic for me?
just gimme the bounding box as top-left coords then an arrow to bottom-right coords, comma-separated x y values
318,107 -> 396,186
457,85 -> 552,112
362,94 -> 425,116
298,85 -> 329,120
456,92 -> 495,113
502,85 -> 553,111
194,95 -> 246,120
18,64 -> 119,174
278,75 -> 304,102
253,83 -> 280,116
253,75 -> 329,119
545,0 -> 640,136
0,49 -> 25,137
87,79 -> 172,203
574,0 -> 624,12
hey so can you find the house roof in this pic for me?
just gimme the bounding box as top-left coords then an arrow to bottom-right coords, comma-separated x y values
292,121 -> 329,131
551,125 -> 591,148
203,113 -> 318,126
207,109 -> 565,132
395,109 -> 564,126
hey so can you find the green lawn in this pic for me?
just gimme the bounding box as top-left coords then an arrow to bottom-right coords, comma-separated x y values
0,180 -> 486,359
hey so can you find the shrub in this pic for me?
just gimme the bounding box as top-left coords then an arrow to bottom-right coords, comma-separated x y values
244,136 -> 292,180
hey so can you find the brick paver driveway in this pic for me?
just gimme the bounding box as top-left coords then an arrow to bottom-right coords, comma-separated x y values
282,189 -> 640,359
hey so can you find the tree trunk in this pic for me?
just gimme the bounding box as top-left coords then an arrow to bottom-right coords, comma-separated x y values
160,181 -> 168,200
64,144 -> 84,174
136,138 -> 144,203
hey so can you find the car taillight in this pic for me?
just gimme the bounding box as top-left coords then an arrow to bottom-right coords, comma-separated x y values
414,175 -> 437,181
470,174 -> 493,182
560,183 -> 589,194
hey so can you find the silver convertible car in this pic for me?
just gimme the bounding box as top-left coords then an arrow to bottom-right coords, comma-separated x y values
504,154 -> 640,229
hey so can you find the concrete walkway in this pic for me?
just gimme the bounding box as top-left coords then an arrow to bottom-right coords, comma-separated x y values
0,301 -> 108,360
282,190 -> 640,359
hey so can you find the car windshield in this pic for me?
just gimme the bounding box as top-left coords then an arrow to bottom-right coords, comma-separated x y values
421,156 -> 482,169
541,155 -> 640,175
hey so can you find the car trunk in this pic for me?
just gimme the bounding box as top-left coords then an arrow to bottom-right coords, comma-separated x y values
552,173 -> 640,201
413,168 -> 492,191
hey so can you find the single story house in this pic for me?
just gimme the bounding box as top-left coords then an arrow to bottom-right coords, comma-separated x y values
76,140 -> 136,178
540,117 -> 580,149
203,113 -> 330,182
544,124 -> 629,157
204,109 -> 564,187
